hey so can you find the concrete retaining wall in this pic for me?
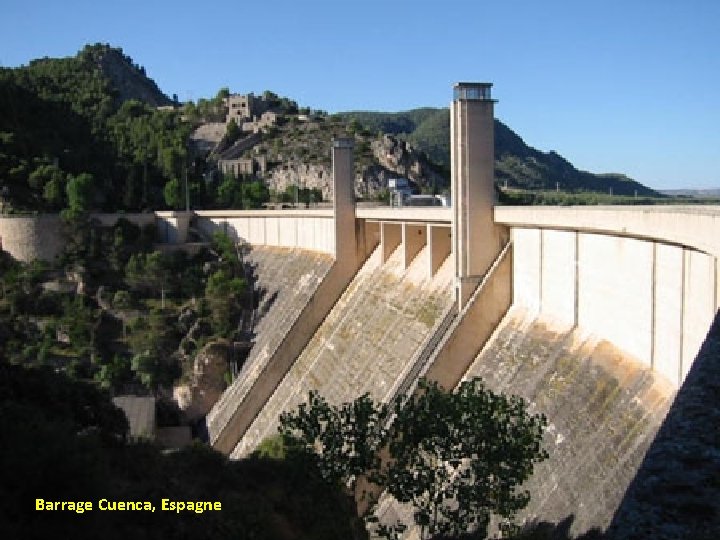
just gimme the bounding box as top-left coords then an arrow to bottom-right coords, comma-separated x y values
0,212 -> 158,262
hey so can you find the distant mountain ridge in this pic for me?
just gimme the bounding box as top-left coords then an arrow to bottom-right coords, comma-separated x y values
339,109 -> 659,197
660,188 -> 720,198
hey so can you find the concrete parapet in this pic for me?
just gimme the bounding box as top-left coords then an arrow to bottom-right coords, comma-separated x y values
356,207 -> 451,223
495,205 -> 720,258
194,211 -> 335,254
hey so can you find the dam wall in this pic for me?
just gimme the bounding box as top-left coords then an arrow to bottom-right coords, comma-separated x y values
230,241 -> 455,457
461,308 -> 676,535
205,245 -> 334,448
496,205 -> 720,388
194,209 -> 335,254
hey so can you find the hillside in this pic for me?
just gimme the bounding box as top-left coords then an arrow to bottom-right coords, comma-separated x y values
81,44 -> 173,107
212,114 -> 446,201
0,44 -> 189,214
0,42 -> 661,216
340,109 -> 659,197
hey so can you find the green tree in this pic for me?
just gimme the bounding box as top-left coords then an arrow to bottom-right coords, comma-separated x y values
225,118 -> 241,144
64,172 -> 94,216
280,391 -> 389,490
217,176 -> 240,208
204,269 -> 245,337
241,180 -> 270,209
125,251 -> 170,305
127,309 -> 180,391
163,177 -> 183,209
278,377 -> 548,539
211,230 -> 239,268
59,295 -> 98,360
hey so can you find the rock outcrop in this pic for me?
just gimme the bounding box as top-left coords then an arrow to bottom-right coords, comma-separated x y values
370,135 -> 445,189
263,134 -> 446,200
174,341 -> 229,422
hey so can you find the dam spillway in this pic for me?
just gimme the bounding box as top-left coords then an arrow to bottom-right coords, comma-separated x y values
205,245 -> 334,445
231,241 -> 455,457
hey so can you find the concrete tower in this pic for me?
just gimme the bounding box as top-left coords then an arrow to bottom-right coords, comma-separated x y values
332,138 -> 356,263
451,82 -> 502,309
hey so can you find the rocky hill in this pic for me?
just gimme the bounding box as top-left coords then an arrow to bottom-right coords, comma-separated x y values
1,42 -> 661,214
213,114 -> 446,200
340,109 -> 659,197
0,44 -> 188,214
80,44 -> 173,107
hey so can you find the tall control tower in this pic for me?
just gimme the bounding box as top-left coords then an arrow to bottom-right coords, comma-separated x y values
451,82 -> 502,309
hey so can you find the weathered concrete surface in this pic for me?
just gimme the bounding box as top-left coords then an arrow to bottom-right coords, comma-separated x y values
463,308 -> 675,537
607,311 -> 720,539
205,246 -> 333,447
231,243 -> 455,457
194,210 -> 336,254
510,226 -> 719,388
424,243 -> 512,391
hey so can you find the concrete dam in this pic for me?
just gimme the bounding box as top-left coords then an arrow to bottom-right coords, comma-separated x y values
1,83 -> 718,537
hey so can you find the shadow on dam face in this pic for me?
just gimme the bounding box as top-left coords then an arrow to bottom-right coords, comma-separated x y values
456,308 -> 720,540
605,308 -> 720,540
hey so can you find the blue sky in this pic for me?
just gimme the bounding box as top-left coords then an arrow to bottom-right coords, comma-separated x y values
1,0 -> 718,190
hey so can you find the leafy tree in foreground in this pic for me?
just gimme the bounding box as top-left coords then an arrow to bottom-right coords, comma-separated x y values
278,377 -> 548,540
386,378 -> 548,539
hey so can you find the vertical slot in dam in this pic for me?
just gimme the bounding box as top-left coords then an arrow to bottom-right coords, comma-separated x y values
231,241 -> 455,458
